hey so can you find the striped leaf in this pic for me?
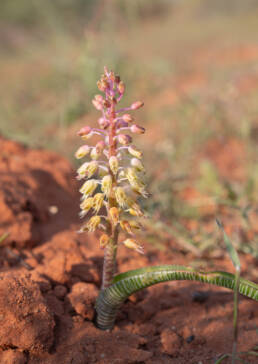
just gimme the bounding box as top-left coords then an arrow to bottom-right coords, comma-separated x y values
95,265 -> 258,330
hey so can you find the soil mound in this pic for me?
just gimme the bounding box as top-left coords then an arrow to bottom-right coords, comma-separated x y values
0,136 -> 79,247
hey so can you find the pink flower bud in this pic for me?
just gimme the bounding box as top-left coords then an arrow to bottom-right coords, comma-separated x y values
92,99 -> 103,110
122,114 -> 134,123
117,134 -> 132,145
97,80 -> 108,92
96,140 -> 105,152
131,101 -> 144,110
78,126 -> 92,136
103,100 -> 111,108
109,71 -> 115,82
98,117 -> 110,129
95,94 -> 104,102
130,124 -> 145,134
116,120 -> 128,129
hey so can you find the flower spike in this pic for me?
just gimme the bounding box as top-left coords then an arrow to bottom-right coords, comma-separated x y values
76,67 -> 149,289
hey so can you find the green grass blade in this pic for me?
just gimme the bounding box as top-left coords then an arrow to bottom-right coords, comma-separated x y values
216,220 -> 242,364
216,219 -> 241,270
214,354 -> 230,364
0,232 -> 9,244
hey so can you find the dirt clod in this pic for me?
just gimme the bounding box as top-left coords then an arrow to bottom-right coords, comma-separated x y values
0,271 -> 55,353
67,282 -> 98,320
160,328 -> 182,356
0,350 -> 27,364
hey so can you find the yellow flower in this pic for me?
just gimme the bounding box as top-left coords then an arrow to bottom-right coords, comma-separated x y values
75,145 -> 90,159
80,216 -> 101,232
110,207 -> 119,225
77,161 -> 98,179
131,158 -> 145,172
79,179 -> 98,197
126,168 -> 148,198
126,203 -> 144,217
93,193 -> 104,213
129,220 -> 142,230
99,234 -> 110,249
127,168 -> 145,189
90,147 -> 101,160
128,145 -> 142,159
109,156 -> 119,175
101,175 -> 112,196
79,197 -> 94,217
120,220 -> 133,234
123,238 -> 144,254
114,187 -> 128,208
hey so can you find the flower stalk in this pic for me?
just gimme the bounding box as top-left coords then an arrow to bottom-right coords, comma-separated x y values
76,67 -> 147,290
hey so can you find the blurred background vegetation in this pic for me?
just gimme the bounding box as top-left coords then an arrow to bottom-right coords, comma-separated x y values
1,0 -> 258,258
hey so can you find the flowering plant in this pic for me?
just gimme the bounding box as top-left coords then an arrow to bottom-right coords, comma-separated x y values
76,67 -> 146,289
76,68 -> 258,331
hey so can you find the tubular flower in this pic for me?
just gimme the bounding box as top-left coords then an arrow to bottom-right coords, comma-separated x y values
93,193 -> 104,213
120,220 -> 133,235
78,161 -> 99,180
131,101 -> 144,110
114,187 -> 128,208
100,234 -> 110,249
122,114 -> 134,123
117,134 -> 132,145
130,158 -> 145,172
110,207 -> 119,225
128,145 -> 142,159
75,145 -> 90,159
96,140 -> 105,153
126,168 -> 145,190
109,156 -> 119,175
127,207 -> 144,217
79,197 -> 94,217
79,179 -> 98,197
78,126 -> 92,137
130,124 -> 145,134
123,238 -> 144,254
129,220 -> 142,230
91,147 -> 101,160
81,216 -> 101,232
101,175 -> 112,196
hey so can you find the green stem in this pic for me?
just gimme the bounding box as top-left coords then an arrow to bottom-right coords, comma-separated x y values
95,265 -> 258,330
232,268 -> 240,364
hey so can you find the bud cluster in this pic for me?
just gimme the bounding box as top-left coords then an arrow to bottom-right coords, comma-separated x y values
76,67 -> 147,257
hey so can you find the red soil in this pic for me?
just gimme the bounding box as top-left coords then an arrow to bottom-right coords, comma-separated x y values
0,136 -> 257,364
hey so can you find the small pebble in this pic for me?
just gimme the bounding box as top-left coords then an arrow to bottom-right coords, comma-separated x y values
186,335 -> 195,343
49,205 -> 58,214
192,291 -> 209,303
